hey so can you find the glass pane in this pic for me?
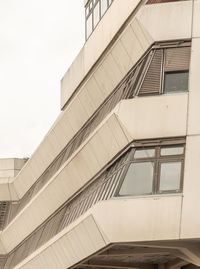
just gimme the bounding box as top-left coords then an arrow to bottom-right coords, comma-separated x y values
89,1 -> 93,9
93,2 -> 100,27
160,162 -> 181,191
134,149 -> 155,159
119,162 -> 154,196
86,7 -> 89,16
86,14 -> 93,39
161,147 -> 184,156
164,71 -> 189,93
101,0 -> 108,16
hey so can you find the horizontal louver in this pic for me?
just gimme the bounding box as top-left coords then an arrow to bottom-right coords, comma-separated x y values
165,46 -> 190,72
138,49 -> 163,95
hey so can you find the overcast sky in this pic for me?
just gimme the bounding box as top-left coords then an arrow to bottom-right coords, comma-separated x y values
0,0 -> 85,158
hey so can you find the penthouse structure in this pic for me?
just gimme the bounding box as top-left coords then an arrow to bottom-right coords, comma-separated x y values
0,0 -> 200,268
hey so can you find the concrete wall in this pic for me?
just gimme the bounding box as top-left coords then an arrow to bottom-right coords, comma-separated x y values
0,158 -> 27,200
16,215 -> 107,269
116,94 -> 188,140
61,0 -> 143,109
0,158 -> 27,179
14,196 -> 182,268
180,1 -> 200,239
61,0 -> 192,110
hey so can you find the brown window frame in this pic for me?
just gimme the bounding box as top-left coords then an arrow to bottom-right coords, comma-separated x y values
115,142 -> 185,197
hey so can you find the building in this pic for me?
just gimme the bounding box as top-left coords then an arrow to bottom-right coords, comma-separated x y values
0,0 -> 199,268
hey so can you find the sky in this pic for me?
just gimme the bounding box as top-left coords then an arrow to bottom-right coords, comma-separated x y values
0,0 -> 85,158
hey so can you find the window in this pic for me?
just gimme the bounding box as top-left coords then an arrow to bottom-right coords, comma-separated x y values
85,0 -> 114,39
86,14 -> 93,39
160,146 -> 184,156
117,143 -> 185,197
159,162 -> 182,192
164,71 -> 189,93
134,149 -> 155,158
93,2 -> 100,27
101,0 -> 108,16
136,43 -> 190,96
119,162 -> 154,196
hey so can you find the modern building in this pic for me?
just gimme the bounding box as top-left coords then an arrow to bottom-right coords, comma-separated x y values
0,0 -> 200,268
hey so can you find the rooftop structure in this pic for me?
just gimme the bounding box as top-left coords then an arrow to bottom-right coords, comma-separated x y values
0,0 -> 200,268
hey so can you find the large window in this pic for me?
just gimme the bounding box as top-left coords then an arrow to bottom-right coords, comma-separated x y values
85,0 -> 114,39
116,143 -> 185,197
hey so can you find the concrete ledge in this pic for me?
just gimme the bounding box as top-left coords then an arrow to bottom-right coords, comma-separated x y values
14,196 -> 182,268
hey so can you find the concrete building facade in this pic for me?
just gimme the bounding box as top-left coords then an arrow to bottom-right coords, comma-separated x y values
0,0 -> 200,268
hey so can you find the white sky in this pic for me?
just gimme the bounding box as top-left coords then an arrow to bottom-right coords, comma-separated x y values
0,0 -> 85,158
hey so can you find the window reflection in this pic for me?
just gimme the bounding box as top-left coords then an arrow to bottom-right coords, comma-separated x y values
93,2 -> 100,27
101,0 -> 108,16
164,71 -> 189,93
86,7 -> 89,16
134,149 -> 155,159
119,162 -> 154,196
86,14 -> 93,39
161,147 -> 184,156
159,162 -> 182,192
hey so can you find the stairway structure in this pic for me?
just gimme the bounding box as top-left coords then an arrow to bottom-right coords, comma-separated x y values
1,0 -> 200,268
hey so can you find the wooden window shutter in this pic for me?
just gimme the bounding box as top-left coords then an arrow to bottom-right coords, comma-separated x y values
138,49 -> 163,95
165,46 -> 191,72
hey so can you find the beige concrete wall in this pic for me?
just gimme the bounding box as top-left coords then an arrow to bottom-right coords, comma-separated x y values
0,159 -> 26,200
180,2 -> 200,239
187,40 -> 200,135
61,0 -> 143,109
93,197 -> 182,242
1,114 -> 129,253
0,158 -> 27,178
14,196 -> 182,268
136,1 -> 192,41
12,7 -> 153,201
15,216 -> 106,269
61,0 -> 192,110
180,136 -> 200,238
116,94 -> 188,140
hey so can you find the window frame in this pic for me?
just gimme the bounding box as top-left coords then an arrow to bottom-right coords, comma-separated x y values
134,43 -> 191,96
115,143 -> 185,197
157,159 -> 184,194
85,0 -> 114,39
